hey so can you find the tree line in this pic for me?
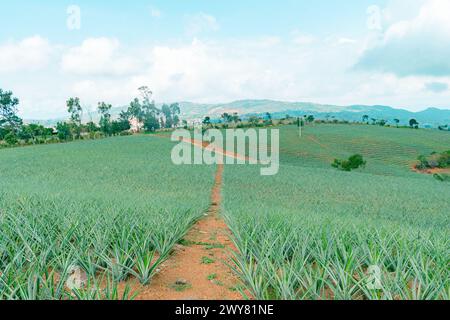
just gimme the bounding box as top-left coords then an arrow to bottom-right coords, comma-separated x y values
361,114 -> 427,129
0,86 -> 181,147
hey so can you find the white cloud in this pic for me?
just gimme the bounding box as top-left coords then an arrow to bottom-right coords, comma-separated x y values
124,38 -> 360,105
0,36 -> 52,73
338,38 -> 357,45
71,79 -> 137,106
185,13 -> 219,36
61,38 -> 141,76
150,7 -> 161,18
5,14 -> 450,120
357,0 -> 450,76
291,30 -> 316,45
257,36 -> 282,47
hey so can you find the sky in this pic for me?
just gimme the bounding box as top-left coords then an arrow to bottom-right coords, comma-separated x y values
1,0 -> 450,119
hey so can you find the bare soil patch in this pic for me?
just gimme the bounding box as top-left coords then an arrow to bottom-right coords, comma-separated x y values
123,158 -> 243,300
411,165 -> 450,175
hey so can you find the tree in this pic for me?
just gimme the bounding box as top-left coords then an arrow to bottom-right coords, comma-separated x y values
232,112 -> 240,123
139,86 -> 154,108
98,102 -> 112,135
119,110 -> 130,122
306,115 -> 315,123
126,87 -> 183,133
120,119 -> 131,132
66,97 -> 83,139
86,121 -> 99,133
362,115 -> 369,123
0,127 -> 11,140
203,116 -> 211,126
0,89 -> 22,131
56,122 -> 71,141
162,103 -> 181,128
249,116 -> 259,126
139,86 -> 159,115
221,113 -> 232,124
409,118 -> 419,129
394,119 -> 400,127
378,119 -> 387,126
137,87 -> 163,132
18,126 -> 32,143
110,120 -> 130,135
143,116 -> 160,132
18,124 -> 48,143
128,98 -> 144,122
170,103 -> 181,127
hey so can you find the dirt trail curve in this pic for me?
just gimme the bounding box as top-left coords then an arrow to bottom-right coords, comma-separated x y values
132,137 -> 244,300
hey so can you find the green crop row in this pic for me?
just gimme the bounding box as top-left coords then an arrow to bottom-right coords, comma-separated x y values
222,125 -> 450,300
0,136 -> 215,299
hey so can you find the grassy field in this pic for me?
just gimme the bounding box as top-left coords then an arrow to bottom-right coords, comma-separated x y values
0,136 -> 215,299
223,124 -> 450,300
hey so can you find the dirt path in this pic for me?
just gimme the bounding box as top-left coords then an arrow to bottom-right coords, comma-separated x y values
307,134 -> 330,150
128,137 -> 244,300
183,138 -> 252,163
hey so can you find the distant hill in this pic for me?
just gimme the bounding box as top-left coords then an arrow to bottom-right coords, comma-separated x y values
26,100 -> 450,128
179,100 -> 450,127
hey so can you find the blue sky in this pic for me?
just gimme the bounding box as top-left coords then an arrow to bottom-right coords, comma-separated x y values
1,0 -> 450,118
1,0 -> 386,42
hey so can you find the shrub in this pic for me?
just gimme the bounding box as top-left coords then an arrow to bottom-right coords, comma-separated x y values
56,122 -> 72,141
437,152 -> 450,168
332,154 -> 366,171
433,173 -> 450,182
4,132 -> 18,145
0,127 -> 12,140
94,131 -> 105,139
416,155 -> 429,170
416,150 -> 450,170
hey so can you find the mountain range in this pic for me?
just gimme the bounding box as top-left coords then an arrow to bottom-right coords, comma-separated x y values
27,100 -> 450,128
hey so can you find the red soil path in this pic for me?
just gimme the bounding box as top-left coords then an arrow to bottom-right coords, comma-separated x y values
125,136 -> 246,300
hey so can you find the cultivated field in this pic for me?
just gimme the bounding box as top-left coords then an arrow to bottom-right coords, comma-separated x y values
223,124 -> 450,300
0,124 -> 449,300
0,136 -> 215,299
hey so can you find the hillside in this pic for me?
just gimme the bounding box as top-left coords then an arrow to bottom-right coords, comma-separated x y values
26,100 -> 450,128
196,100 -> 450,127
